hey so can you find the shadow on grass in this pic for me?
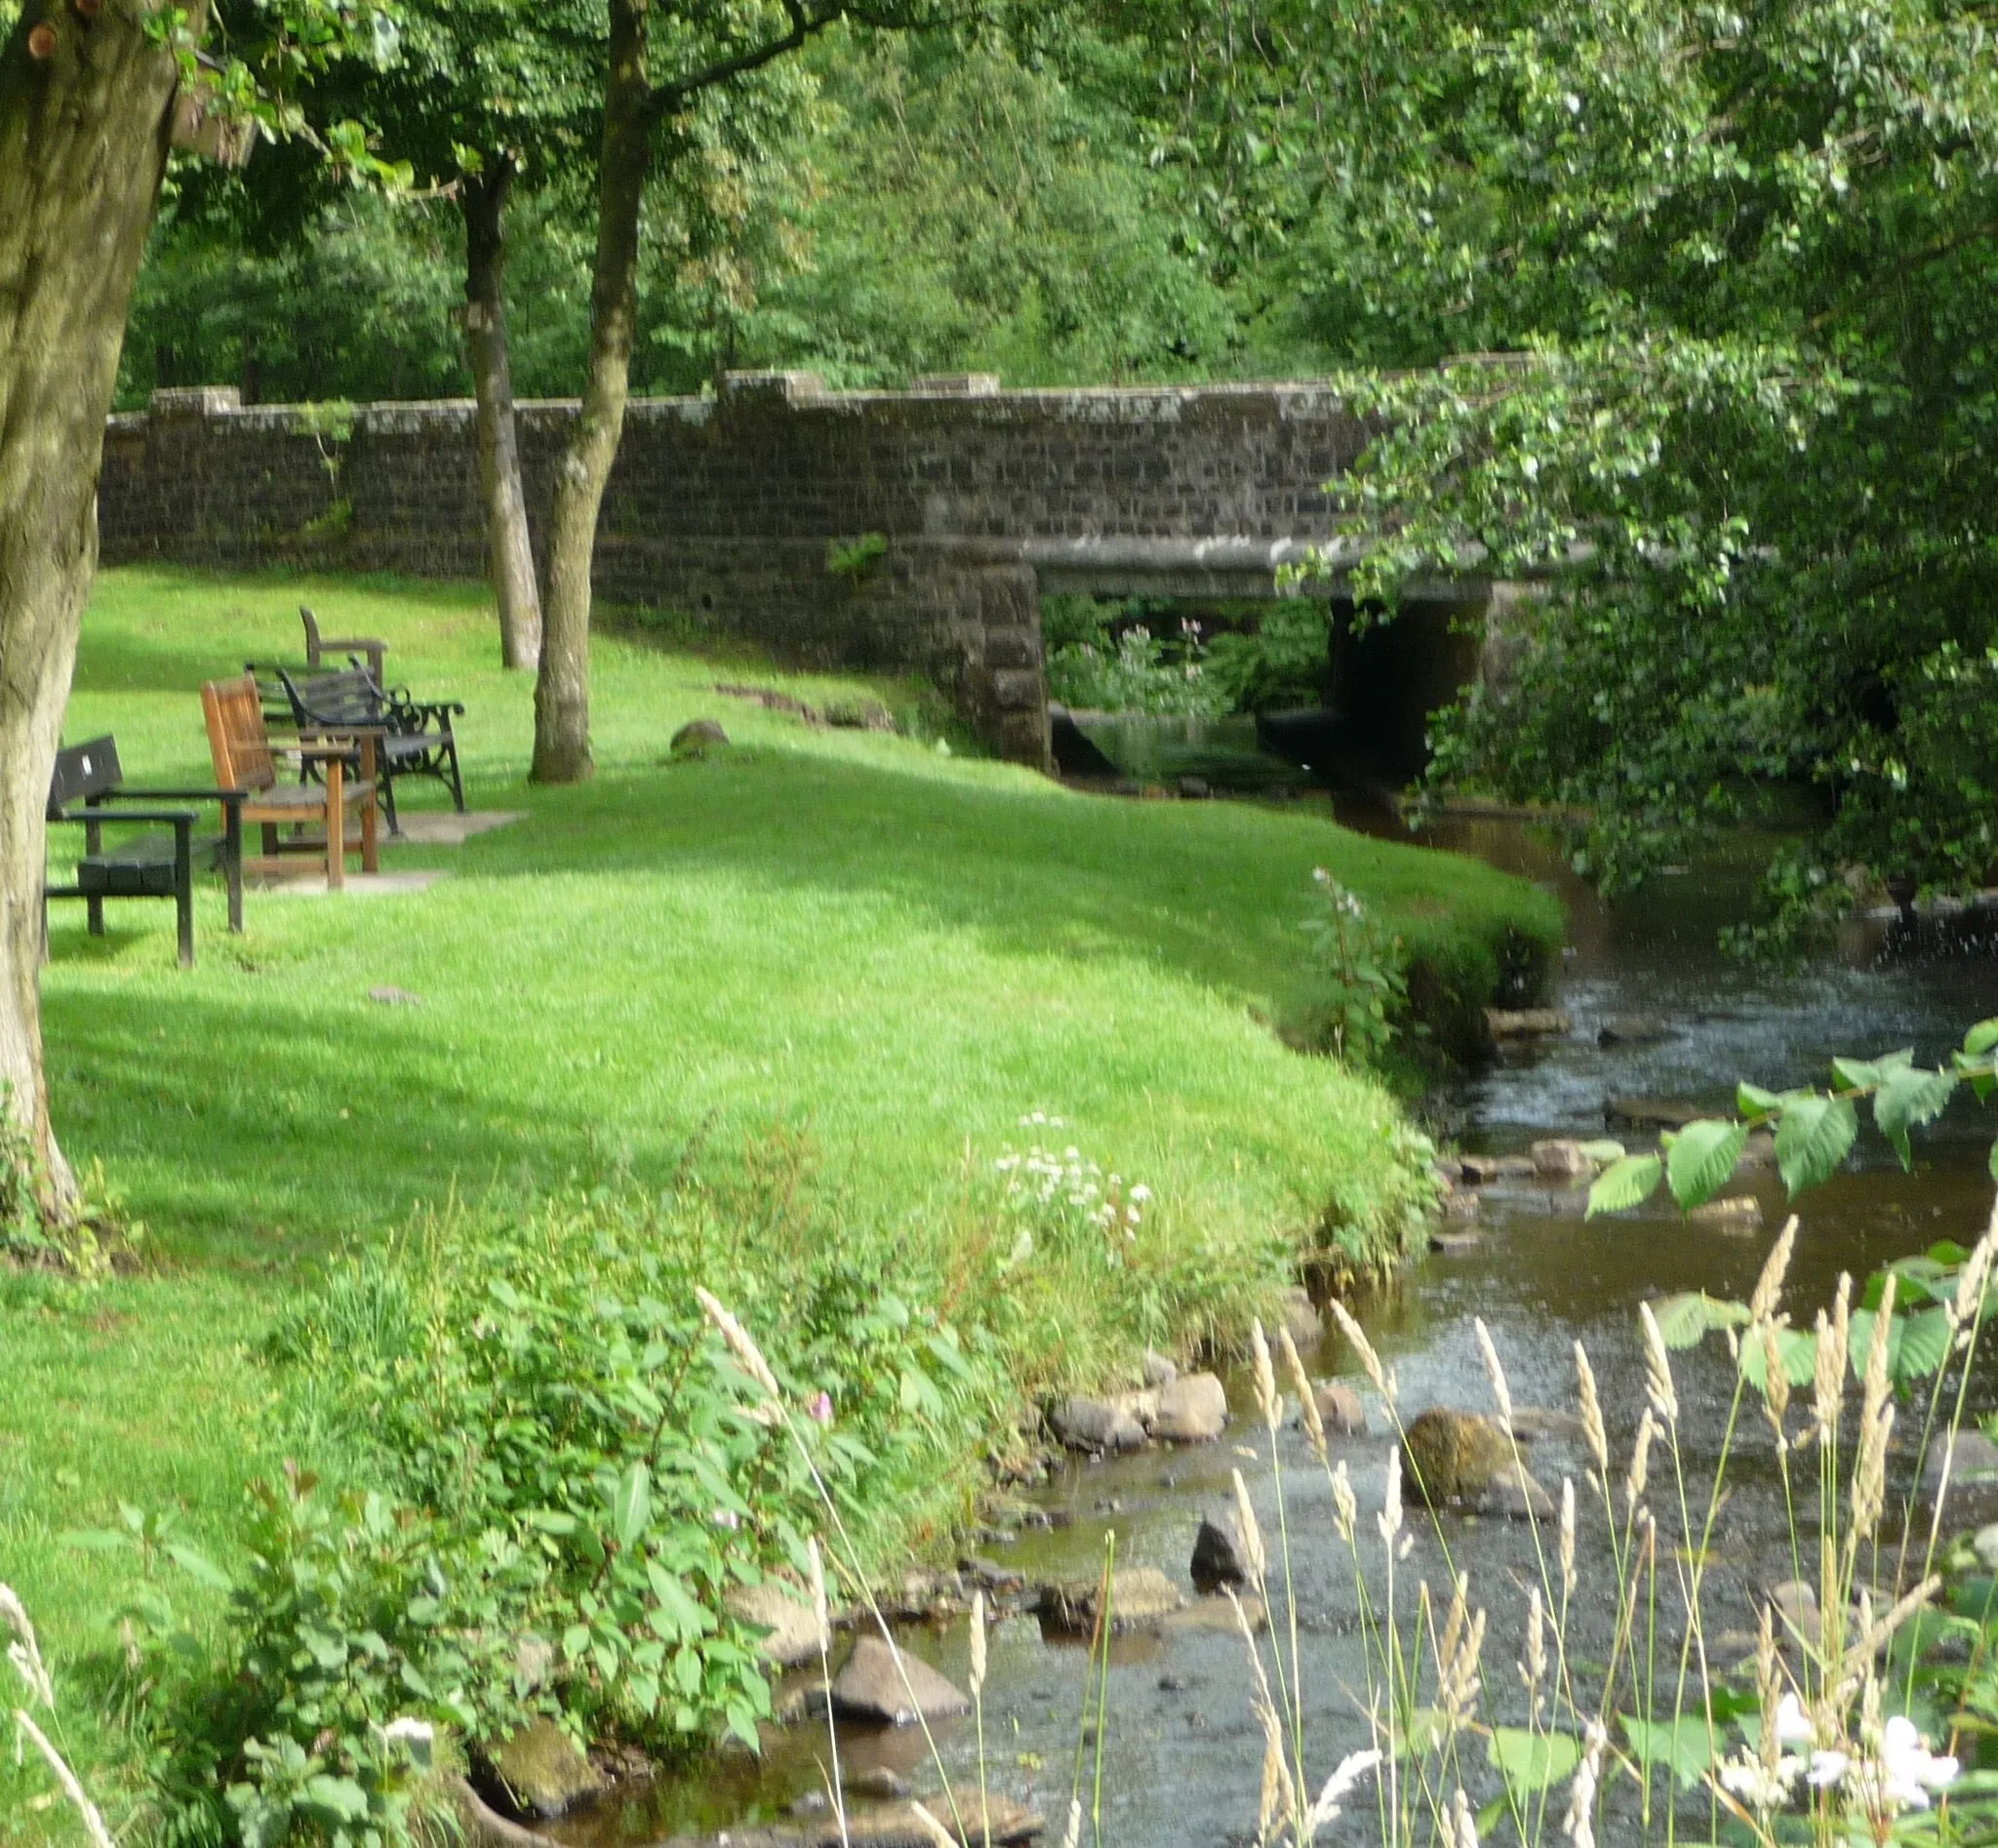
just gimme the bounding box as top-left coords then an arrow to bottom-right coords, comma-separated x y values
446,747 -> 1545,1007
44,982 -> 645,1267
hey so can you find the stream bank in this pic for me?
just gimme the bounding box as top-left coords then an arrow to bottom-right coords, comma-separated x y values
554,807 -> 1998,1848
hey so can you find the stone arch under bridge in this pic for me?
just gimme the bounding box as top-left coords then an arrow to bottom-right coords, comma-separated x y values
100,372 -> 1499,771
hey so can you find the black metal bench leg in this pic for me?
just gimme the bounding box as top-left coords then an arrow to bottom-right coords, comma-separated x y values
175,819 -> 193,968
446,736 -> 465,812
380,771 -> 401,837
86,895 -> 103,937
224,801 -> 243,932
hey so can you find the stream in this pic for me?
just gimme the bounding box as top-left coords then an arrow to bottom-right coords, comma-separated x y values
552,804 -> 1998,1848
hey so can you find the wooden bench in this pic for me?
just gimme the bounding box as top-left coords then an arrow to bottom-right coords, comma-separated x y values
201,673 -> 380,888
44,736 -> 244,968
300,603 -> 386,683
264,664 -> 465,835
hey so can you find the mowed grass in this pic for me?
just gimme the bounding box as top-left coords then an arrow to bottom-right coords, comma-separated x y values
1,566 -> 1559,1826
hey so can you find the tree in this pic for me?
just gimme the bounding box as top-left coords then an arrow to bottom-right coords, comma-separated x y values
530,0 -> 944,784
0,0 -> 380,1211
1099,0 -> 1998,948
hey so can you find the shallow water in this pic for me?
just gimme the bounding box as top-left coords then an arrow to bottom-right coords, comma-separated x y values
556,811 -> 1998,1846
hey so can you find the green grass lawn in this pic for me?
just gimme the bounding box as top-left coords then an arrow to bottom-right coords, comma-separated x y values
1,566 -> 1560,1833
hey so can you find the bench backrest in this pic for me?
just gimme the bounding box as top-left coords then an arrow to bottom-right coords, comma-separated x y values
300,605 -> 326,666
47,736 -> 123,818
202,674 -> 276,794
279,666 -> 384,729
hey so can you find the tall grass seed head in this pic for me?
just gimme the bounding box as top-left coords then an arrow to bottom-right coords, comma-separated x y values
1750,1215 -> 1799,1322
1232,1467 -> 1268,1582
969,1587 -> 986,1697
1474,1316 -> 1513,1428
1574,1340 -> 1608,1474
1638,1299 -> 1679,1423
1379,1445 -> 1404,1546
1250,1317 -> 1280,1433
1328,1297 -> 1395,1408
1625,1409 -> 1656,1516
1559,1476 -> 1577,1597
807,1538 -> 830,1655
695,1285 -> 782,1403
1280,1324 -> 1324,1456
1331,1460 -> 1357,1544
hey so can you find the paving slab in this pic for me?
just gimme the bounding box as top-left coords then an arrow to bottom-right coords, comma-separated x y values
392,810 -> 525,845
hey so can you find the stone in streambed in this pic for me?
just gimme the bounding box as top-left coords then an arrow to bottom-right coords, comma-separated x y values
831,1634 -> 970,1725
1168,1593 -> 1266,1635
727,1580 -> 821,1667
1689,1194 -> 1763,1228
1402,1408 -> 1546,1517
1530,1139 -> 1593,1181
1598,1015 -> 1674,1046
1049,1395 -> 1146,1454
1486,1008 -> 1572,1039
1142,1347 -> 1179,1387
1279,1284 -> 1321,1347
1471,1462 -> 1554,1521
1153,1372 -> 1228,1442
1190,1512 -> 1250,1589
1040,1566 -> 1185,1634
1313,1380 -> 1367,1435
489,1717 -> 605,1819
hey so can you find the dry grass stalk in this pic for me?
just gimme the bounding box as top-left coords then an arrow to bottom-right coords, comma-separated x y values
1624,1409 -> 1657,1516
1,1582 -> 54,1710
1474,1316 -> 1513,1428
1280,1326 -> 1325,1458
12,1709 -> 115,1848
1330,1461 -> 1357,1545
1574,1339 -> 1609,1476
1749,1216 -> 1799,1322
1232,1468 -> 1269,1582
1250,1318 -> 1281,1434
1638,1300 -> 1679,1424
908,1800 -> 960,1848
1558,1477 -> 1577,1597
1326,1297 -> 1395,1407
695,1285 -> 782,1402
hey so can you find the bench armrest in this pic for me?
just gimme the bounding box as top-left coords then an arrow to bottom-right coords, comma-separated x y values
95,785 -> 248,808
49,806 -> 198,828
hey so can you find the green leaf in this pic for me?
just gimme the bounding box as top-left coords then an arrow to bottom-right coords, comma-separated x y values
1738,1081 -> 1783,1116
1618,1713 -> 1718,1789
1965,1019 -> 1998,1057
300,1776 -> 372,1824
163,1542 -> 232,1590
1652,1292 -> 1751,1349
612,1463 -> 652,1549
1874,1065 -> 1957,1166
1587,1152 -> 1663,1218
1832,1056 -> 1881,1092
1666,1119 -> 1748,1209
1578,1139 -> 1626,1163
1896,1307 -> 1953,1384
1774,1094 -> 1858,1196
58,1529 -> 131,1553
1489,1726 -> 1581,1793
1738,1325 -> 1818,1392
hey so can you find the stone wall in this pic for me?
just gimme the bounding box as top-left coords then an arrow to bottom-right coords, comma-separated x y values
100,375 -> 1385,766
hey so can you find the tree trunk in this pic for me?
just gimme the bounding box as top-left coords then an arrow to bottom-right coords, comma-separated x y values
0,4 -> 178,1209
531,0 -> 654,783
462,159 -> 542,672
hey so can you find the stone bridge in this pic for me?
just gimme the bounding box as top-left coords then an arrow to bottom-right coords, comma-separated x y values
100,373 -> 1494,768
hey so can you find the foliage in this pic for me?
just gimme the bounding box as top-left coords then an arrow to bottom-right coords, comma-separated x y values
824,532 -> 888,579
119,1184 -> 1000,1845
1043,595 -> 1331,718
1297,869 -> 1410,1066
1193,0 -> 1998,941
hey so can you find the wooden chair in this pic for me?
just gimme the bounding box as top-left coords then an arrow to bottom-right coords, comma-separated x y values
300,604 -> 386,683
201,673 -> 380,889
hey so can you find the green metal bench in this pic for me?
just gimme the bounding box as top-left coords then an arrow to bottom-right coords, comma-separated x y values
44,736 -> 244,968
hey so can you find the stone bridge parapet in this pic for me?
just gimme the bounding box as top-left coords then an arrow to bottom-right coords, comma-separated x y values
100,375 -> 1435,767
